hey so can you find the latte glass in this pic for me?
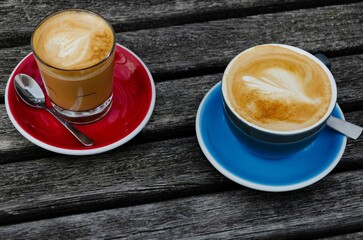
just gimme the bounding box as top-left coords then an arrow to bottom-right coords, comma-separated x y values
31,9 -> 116,124
222,44 -> 337,157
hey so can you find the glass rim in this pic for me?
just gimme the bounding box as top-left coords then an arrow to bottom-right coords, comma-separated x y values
30,9 -> 116,72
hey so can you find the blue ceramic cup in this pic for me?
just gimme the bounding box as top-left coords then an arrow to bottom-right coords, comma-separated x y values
221,44 -> 337,158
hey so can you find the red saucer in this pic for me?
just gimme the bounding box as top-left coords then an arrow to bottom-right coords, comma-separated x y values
5,44 -> 155,155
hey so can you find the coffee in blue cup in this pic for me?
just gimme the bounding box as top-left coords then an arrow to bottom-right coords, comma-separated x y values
222,44 -> 337,158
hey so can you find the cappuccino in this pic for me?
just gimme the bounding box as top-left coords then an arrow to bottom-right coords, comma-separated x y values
224,45 -> 332,131
31,10 -> 115,123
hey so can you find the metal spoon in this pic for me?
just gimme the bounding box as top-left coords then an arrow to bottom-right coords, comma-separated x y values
327,116 -> 362,140
14,74 -> 94,146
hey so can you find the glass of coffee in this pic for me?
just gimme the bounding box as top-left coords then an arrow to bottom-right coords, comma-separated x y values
222,44 -> 337,157
31,9 -> 116,124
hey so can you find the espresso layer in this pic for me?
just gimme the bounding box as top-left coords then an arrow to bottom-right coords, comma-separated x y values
226,45 -> 331,131
32,11 -> 114,70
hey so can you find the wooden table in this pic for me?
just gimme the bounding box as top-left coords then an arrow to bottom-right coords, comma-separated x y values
1,1 -> 363,239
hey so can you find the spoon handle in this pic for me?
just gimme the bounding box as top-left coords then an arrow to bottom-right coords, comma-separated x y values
46,108 -> 94,146
326,116 -> 362,140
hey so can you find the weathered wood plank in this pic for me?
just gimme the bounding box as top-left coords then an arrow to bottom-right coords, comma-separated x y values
1,3 -> 363,98
0,0 -> 360,47
1,67 -> 363,163
0,127 -> 362,226
121,3 -> 363,79
331,54 -> 363,112
0,170 -> 362,239
0,137 -> 226,225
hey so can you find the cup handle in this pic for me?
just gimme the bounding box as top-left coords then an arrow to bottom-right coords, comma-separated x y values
315,53 -> 332,71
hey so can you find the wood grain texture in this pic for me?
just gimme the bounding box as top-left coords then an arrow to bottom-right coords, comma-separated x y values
0,0 -> 360,48
0,137 -> 227,225
1,3 -> 363,98
0,170 -> 362,239
0,126 -> 362,225
331,54 -> 363,111
120,2 -> 363,79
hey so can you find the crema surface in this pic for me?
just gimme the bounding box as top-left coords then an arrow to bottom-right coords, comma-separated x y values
225,45 -> 331,131
32,11 -> 114,70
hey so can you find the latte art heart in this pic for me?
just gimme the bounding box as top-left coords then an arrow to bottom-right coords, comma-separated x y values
45,31 -> 90,68
225,45 -> 332,131
242,68 -> 319,103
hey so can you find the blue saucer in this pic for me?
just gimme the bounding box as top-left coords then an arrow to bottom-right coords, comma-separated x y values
196,82 -> 347,192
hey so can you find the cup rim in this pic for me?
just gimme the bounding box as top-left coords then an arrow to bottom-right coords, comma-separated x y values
222,43 -> 338,136
30,9 -> 116,72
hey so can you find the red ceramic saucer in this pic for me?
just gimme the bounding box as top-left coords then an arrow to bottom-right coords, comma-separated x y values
5,44 -> 155,155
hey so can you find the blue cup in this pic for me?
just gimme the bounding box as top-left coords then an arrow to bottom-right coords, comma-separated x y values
221,44 -> 337,158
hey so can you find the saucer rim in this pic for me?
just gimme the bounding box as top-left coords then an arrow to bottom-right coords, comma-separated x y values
5,43 -> 156,155
195,82 -> 347,192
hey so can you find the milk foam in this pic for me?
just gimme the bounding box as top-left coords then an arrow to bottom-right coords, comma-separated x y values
242,67 -> 317,103
32,11 -> 114,70
226,45 -> 332,131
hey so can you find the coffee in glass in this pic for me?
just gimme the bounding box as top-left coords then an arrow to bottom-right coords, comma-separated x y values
31,9 -> 116,124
